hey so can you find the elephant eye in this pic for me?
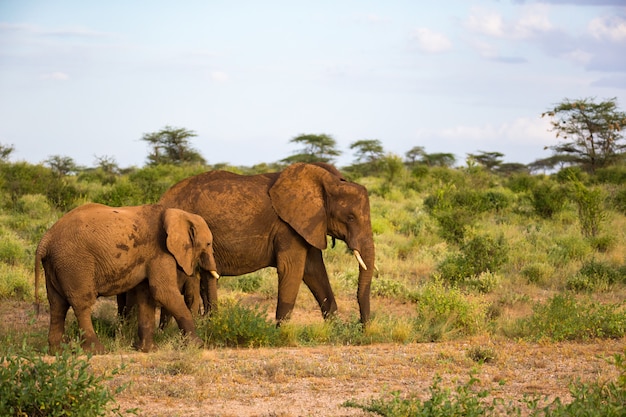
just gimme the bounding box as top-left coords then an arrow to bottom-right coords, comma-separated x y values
347,214 -> 356,223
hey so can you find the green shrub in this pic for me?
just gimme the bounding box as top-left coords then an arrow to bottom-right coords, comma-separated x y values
93,178 -> 144,206
548,236 -> 592,266
569,180 -> 607,238
412,280 -> 488,340
345,352 -> 626,417
344,372 -> 516,416
611,187 -> 626,215
531,182 -> 567,218
0,344 -> 133,416
521,262 -> 554,286
437,234 -> 508,291
0,264 -> 32,300
219,274 -> 263,293
199,299 -> 279,347
0,230 -> 27,266
513,294 -> 626,341
566,259 -> 620,292
372,276 -> 409,298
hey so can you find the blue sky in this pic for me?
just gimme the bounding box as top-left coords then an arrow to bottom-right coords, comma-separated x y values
1,0 -> 625,168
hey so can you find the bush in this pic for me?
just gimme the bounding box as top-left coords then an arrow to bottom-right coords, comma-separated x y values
513,294 -> 626,341
219,274 -> 263,293
0,345 -> 133,416
0,264 -> 32,300
437,234 -> 508,291
412,280 -> 488,340
531,182 -> 567,218
521,262 -> 554,286
199,299 -> 279,347
566,259 -> 620,292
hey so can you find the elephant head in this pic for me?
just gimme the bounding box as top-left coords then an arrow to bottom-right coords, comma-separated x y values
269,163 -> 375,323
163,208 -> 219,277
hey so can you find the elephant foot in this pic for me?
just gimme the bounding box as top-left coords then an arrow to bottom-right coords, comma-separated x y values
184,333 -> 204,349
134,339 -> 154,353
82,339 -> 106,355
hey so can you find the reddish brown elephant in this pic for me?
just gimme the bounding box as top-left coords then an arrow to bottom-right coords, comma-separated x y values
157,162 -> 375,324
35,203 -> 219,353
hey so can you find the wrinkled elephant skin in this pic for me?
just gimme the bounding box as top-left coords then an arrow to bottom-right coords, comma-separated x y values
158,163 -> 376,324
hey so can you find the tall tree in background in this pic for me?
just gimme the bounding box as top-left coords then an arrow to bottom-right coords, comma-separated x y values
542,98 -> 626,173
405,146 -> 456,168
141,126 -> 206,166
350,139 -> 384,164
467,151 -> 504,171
282,133 -> 341,164
0,143 -> 15,162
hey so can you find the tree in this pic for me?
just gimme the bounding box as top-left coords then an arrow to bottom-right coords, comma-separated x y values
45,155 -> 80,176
542,98 -> 626,173
0,143 -> 15,162
350,139 -> 384,164
141,126 -> 206,166
405,146 -> 456,168
467,151 -> 503,170
282,133 -> 341,164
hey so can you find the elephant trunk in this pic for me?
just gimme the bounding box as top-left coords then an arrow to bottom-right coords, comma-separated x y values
200,252 -> 219,279
355,242 -> 375,324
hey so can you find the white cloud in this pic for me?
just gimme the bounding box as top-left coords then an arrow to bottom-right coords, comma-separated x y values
210,71 -> 230,83
465,5 -> 552,40
588,15 -> 626,42
465,7 -> 505,37
40,72 -> 70,81
410,28 -> 452,54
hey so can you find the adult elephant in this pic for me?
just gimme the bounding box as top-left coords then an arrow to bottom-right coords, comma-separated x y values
35,203 -> 220,353
158,162 -> 375,324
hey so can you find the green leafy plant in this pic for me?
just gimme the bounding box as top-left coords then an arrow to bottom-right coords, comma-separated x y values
513,294 -> 626,341
566,259 -> 620,292
199,299 -> 279,347
0,344 -> 134,416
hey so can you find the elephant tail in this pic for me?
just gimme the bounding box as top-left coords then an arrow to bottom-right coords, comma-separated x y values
34,237 -> 48,316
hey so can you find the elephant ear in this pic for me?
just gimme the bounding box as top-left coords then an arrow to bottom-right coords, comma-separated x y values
269,163 -> 329,250
163,208 -> 196,276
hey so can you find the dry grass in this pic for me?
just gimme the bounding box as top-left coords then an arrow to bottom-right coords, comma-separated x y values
2,301 -> 624,417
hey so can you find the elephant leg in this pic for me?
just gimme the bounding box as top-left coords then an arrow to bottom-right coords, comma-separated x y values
47,285 -> 70,354
73,302 -> 105,354
275,250 -> 307,324
150,280 -> 203,348
302,247 -> 338,319
134,281 -> 157,352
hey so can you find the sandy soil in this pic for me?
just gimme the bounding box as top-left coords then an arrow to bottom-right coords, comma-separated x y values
98,339 -> 624,417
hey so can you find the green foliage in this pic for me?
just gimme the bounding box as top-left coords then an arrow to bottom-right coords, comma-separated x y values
437,234 -> 508,292
345,352 -> 626,416
199,299 -> 279,347
0,162 -> 56,203
569,179 -> 607,238
412,280 -> 488,340
566,259 -> 622,292
0,264 -> 32,300
530,181 -> 567,218
520,262 -> 554,286
513,294 -> 626,341
0,344 -> 133,416
219,274 -> 263,293
344,371 -> 515,416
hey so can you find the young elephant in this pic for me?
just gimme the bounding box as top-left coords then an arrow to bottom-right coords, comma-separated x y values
34,203 -> 219,353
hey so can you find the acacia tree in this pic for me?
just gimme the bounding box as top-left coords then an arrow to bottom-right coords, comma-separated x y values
467,151 -> 504,171
141,126 -> 206,166
282,133 -> 341,164
0,143 -> 14,162
542,98 -> 626,173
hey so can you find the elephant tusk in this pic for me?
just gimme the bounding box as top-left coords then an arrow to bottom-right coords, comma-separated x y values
354,250 -> 367,271
210,270 -> 220,279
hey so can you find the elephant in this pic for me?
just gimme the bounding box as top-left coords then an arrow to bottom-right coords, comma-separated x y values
155,162 -> 375,325
34,203 -> 220,353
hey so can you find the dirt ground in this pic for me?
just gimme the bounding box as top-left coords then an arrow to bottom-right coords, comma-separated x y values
3,301 -> 624,417
104,339 -> 624,417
